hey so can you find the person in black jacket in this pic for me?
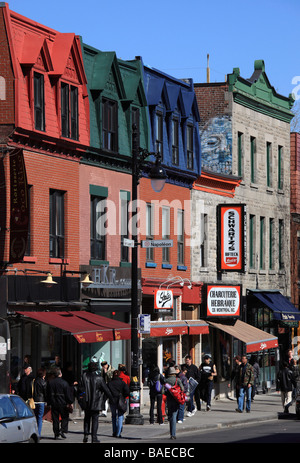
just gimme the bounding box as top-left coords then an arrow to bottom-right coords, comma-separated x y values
148,365 -> 165,425
108,370 -> 130,438
79,359 -> 113,443
17,364 -> 34,402
33,368 -> 47,437
185,355 -> 200,416
276,361 -> 297,414
47,367 -> 74,440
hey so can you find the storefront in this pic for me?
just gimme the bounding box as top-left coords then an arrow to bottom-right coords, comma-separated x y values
141,278 -> 207,374
247,289 -> 300,389
201,284 -> 279,396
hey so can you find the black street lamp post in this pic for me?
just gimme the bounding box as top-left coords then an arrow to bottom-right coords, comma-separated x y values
125,124 -> 166,425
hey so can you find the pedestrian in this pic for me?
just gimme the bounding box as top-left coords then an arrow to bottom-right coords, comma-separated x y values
236,355 -> 254,413
175,365 -> 188,423
118,364 -> 130,386
78,358 -> 113,443
184,355 -> 200,416
100,360 -> 114,417
199,355 -> 217,411
47,367 -> 74,440
33,367 -> 47,437
148,365 -> 165,425
276,361 -> 297,414
228,355 -> 241,404
164,366 -> 184,440
16,364 -> 34,402
108,370 -> 130,438
249,355 -> 260,400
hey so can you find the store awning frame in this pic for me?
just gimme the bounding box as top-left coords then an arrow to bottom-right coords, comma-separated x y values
248,290 -> 300,321
16,310 -> 131,343
149,319 -> 209,337
208,319 -> 278,353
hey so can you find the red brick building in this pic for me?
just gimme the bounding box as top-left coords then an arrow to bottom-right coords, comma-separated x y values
290,132 -> 300,309
0,4 -> 90,385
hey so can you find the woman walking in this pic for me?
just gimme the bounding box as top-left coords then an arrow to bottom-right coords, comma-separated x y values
148,365 -> 165,424
165,367 -> 184,440
108,370 -> 130,438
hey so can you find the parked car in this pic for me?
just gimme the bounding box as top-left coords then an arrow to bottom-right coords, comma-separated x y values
0,394 -> 39,443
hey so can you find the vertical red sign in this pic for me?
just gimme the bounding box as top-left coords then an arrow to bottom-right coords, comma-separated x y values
218,204 -> 245,272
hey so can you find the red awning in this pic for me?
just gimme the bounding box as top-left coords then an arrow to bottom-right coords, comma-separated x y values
208,319 -> 278,353
16,311 -> 131,343
150,319 -> 209,337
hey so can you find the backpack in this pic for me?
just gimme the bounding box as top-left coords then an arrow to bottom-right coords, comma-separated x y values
155,379 -> 162,393
165,379 -> 186,404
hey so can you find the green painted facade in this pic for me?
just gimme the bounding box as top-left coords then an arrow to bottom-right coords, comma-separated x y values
81,42 -> 150,172
228,60 -> 294,123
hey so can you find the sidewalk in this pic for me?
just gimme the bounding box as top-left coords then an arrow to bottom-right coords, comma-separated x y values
40,391 -> 286,443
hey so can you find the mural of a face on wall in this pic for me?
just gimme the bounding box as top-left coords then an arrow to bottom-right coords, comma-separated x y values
200,115 -> 232,175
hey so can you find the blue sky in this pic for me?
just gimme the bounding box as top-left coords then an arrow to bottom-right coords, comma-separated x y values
7,0 -> 300,100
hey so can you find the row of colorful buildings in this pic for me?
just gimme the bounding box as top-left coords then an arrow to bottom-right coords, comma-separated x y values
0,3 -> 299,397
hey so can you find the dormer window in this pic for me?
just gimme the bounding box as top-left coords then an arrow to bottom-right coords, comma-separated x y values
34,72 -> 45,131
61,82 -> 78,140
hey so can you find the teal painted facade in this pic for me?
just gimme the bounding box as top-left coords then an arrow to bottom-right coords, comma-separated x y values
81,42 -> 150,171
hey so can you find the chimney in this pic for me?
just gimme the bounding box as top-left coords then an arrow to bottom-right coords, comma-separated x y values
207,54 -> 210,83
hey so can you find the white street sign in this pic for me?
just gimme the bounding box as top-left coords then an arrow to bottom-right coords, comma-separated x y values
123,238 -> 135,248
141,239 -> 173,248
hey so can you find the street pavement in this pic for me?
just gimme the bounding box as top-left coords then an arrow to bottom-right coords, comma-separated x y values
39,391 -> 291,444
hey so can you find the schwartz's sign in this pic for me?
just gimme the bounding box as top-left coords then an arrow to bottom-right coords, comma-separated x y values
217,204 -> 246,273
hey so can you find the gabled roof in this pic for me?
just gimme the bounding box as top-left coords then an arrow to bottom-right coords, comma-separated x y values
88,50 -> 126,100
20,35 -> 53,71
49,34 -> 87,84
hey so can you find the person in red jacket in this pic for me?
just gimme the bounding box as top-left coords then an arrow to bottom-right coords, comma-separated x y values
118,364 -> 130,386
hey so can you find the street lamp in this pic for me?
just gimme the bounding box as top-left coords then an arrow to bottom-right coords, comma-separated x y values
126,124 -> 167,425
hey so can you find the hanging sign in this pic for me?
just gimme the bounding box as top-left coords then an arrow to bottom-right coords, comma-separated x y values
207,284 -> 241,317
9,149 -> 29,263
217,204 -> 246,272
154,289 -> 173,310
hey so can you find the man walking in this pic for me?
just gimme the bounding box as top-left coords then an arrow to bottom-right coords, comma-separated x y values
185,355 -> 200,416
236,355 -> 254,413
47,367 -> 74,439
79,359 -> 113,443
